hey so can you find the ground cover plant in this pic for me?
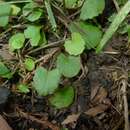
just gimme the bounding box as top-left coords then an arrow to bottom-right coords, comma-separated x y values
0,0 -> 130,130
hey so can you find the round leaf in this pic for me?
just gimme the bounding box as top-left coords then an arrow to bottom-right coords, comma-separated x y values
57,53 -> 81,77
49,86 -> 75,109
80,0 -> 105,20
9,33 -> 25,50
27,9 -> 42,22
23,2 -> 36,16
33,67 -> 61,96
24,25 -> 41,46
23,2 -> 42,22
69,22 -> 102,49
64,32 -> 85,55
0,3 -> 11,27
24,58 -> 35,71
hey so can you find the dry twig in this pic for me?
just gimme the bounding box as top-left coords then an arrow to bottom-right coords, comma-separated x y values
18,110 -> 60,130
120,77 -> 129,130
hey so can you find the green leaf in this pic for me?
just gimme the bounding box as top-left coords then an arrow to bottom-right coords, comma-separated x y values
23,2 -> 42,22
127,25 -> 130,42
64,32 -> 85,55
39,31 -> 47,45
27,9 -> 42,22
0,62 -> 10,76
23,2 -> 35,16
11,5 -> 21,15
65,0 -> 77,8
64,0 -> 83,9
49,86 -> 74,109
24,25 -> 41,46
57,53 -> 81,77
24,58 -> 35,71
0,62 -> 12,78
80,0 -> 105,20
33,67 -> 61,96
69,22 -> 102,49
117,0 -> 128,5
9,33 -> 25,50
0,3 -> 11,27
18,84 -> 30,93
96,1 -> 130,53
45,0 -> 57,30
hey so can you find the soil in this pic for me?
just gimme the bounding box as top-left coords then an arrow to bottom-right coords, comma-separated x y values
0,34 -> 129,130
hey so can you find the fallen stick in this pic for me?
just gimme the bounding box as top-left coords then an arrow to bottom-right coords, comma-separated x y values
18,110 -> 60,130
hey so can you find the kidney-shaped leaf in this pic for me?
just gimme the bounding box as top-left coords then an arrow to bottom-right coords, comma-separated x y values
23,2 -> 42,22
64,32 -> 85,55
0,3 -> 11,27
70,22 -> 102,49
80,0 -> 105,20
57,53 -> 81,77
9,33 -> 25,50
24,58 -> 35,71
33,67 -> 61,96
24,25 -> 41,46
49,86 -> 75,109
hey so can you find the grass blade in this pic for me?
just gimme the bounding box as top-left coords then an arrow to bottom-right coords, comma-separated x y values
45,0 -> 57,30
96,1 -> 130,53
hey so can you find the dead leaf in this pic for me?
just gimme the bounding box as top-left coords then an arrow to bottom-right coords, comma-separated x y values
62,113 -> 80,125
0,115 -> 12,130
85,104 -> 109,117
0,44 -> 14,60
92,87 -> 107,104
90,83 -> 100,100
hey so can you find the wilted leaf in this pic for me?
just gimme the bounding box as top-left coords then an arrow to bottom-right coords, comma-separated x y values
62,113 -> 80,125
57,53 -> 81,77
33,67 -> 61,96
49,86 -> 74,109
85,104 -> 109,117
91,87 -> 107,104
64,32 -> 85,55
